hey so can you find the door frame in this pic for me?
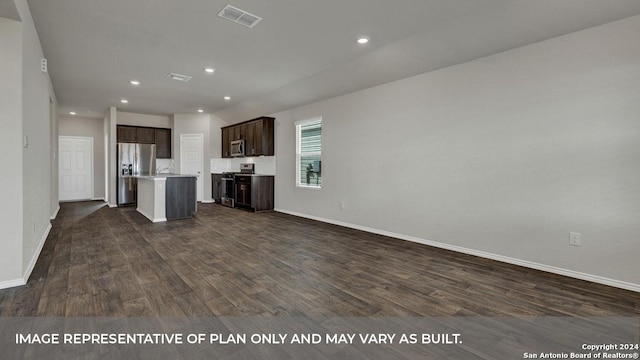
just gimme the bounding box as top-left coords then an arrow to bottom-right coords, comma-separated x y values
180,133 -> 204,202
59,135 -> 94,201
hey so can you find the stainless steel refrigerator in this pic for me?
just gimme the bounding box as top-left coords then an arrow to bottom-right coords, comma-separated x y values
117,143 -> 156,206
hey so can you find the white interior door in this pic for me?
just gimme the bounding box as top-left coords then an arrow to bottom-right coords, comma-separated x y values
180,134 -> 204,201
59,136 -> 93,201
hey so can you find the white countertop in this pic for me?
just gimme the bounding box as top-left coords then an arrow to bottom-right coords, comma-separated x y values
211,173 -> 274,177
127,174 -> 198,180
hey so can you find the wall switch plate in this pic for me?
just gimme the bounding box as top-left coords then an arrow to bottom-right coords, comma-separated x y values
340,201 -> 346,210
569,232 -> 581,246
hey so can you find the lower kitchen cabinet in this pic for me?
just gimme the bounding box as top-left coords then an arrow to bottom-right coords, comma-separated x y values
165,176 -> 197,220
235,175 -> 274,212
211,174 -> 222,203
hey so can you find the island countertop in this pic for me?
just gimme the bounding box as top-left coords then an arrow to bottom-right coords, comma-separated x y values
127,173 -> 198,180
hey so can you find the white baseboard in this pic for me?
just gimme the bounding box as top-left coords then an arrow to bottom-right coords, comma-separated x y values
50,205 -> 60,220
0,223 -> 52,289
22,223 -> 52,285
91,197 -> 106,201
0,278 -> 25,290
136,207 -> 166,223
201,199 -> 215,204
274,208 -> 640,293
108,203 -> 117,208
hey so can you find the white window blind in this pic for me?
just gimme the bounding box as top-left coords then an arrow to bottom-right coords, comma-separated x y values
296,118 -> 322,188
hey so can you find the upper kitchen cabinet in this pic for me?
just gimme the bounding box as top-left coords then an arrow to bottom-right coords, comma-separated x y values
256,117 -> 274,156
117,125 -> 156,144
136,127 -> 156,144
155,128 -> 172,159
221,117 -> 274,158
117,126 -> 137,143
232,124 -> 244,141
117,125 -> 172,159
221,127 -> 231,158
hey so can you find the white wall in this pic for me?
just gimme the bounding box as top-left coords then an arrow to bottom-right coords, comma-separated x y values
0,16 -> 24,286
273,15 -> 640,290
117,111 -> 171,128
107,107 -> 117,206
173,113 -> 213,201
209,114 -> 228,159
17,0 -> 57,282
0,0 -> 57,288
50,98 -> 58,218
59,116 -> 106,200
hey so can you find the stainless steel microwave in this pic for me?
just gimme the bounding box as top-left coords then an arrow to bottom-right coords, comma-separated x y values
230,139 -> 245,157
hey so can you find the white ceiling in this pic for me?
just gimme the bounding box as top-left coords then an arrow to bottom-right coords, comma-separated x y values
25,0 -> 640,122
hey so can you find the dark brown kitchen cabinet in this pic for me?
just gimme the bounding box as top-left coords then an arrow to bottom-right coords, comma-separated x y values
255,117 -> 274,156
221,127 -> 230,158
245,121 -> 256,156
220,116 -> 274,158
155,128 -> 172,159
211,174 -> 223,203
117,126 -> 172,158
136,127 -> 156,144
118,125 -> 159,143
117,126 -> 137,143
232,125 -> 246,140
253,120 -> 264,155
234,175 -> 274,212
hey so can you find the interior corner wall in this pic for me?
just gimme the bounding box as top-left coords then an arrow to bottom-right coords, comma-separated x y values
59,116 -> 106,200
209,114 -> 229,159
272,15 -> 640,290
107,107 -> 117,206
173,113 -> 212,201
0,16 -> 24,286
50,99 -> 58,218
17,0 -> 56,281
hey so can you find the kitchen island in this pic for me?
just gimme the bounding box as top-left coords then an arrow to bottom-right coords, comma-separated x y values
135,174 -> 197,222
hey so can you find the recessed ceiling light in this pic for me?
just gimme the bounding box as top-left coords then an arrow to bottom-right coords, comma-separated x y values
204,67 -> 215,73
356,36 -> 370,45
197,109 -> 204,113
69,111 -> 76,115
120,99 -> 129,104
224,96 -> 231,101
167,73 -> 192,82
130,80 -> 140,85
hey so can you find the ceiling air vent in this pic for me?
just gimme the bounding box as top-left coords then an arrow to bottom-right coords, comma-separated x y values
218,4 -> 262,28
166,73 -> 192,82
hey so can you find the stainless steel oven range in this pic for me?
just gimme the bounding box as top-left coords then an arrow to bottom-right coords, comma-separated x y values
220,163 -> 256,208
220,172 -> 235,207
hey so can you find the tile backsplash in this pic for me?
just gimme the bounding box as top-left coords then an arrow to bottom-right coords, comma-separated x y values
156,159 -> 175,174
211,156 -> 276,175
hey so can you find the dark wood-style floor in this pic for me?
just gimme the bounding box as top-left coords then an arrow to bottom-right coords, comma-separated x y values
1,201 -> 638,317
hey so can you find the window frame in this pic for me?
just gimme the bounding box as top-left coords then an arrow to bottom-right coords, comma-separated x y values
295,117 -> 322,189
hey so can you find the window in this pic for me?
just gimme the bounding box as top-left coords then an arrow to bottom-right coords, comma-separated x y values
296,118 -> 322,188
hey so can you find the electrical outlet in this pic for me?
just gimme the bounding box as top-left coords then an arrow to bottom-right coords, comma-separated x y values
569,232 -> 581,246
340,201 -> 346,210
